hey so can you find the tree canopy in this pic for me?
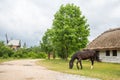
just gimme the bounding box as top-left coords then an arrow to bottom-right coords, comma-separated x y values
41,4 -> 90,60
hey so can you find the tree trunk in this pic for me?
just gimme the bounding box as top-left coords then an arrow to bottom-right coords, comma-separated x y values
53,51 -> 56,59
65,46 -> 68,61
48,53 -> 50,60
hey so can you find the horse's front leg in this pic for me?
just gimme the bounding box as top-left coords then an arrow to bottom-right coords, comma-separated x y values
79,60 -> 82,69
76,59 -> 82,70
76,60 -> 79,70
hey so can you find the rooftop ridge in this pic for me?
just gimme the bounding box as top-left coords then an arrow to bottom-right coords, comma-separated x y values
86,27 -> 120,50
103,27 -> 120,34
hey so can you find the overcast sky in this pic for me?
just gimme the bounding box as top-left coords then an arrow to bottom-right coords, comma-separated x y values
0,0 -> 120,47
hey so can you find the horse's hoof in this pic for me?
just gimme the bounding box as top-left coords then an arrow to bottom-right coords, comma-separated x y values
91,66 -> 93,69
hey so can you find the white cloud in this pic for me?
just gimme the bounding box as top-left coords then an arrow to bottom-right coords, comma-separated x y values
0,0 -> 120,47
110,6 -> 120,18
0,0 -> 51,46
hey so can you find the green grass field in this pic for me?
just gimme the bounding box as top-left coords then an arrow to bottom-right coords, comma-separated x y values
0,58 -> 16,63
38,59 -> 120,80
0,59 -> 9,63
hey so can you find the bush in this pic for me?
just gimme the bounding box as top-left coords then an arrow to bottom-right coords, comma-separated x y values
0,42 -> 14,59
13,48 -> 28,58
12,51 -> 23,58
28,52 -> 47,59
36,52 -> 47,58
28,52 -> 37,59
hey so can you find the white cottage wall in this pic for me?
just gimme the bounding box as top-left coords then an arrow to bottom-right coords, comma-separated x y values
99,50 -> 120,63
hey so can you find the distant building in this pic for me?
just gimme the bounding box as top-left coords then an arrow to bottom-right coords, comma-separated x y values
86,28 -> 120,63
5,34 -> 21,50
7,40 -> 21,50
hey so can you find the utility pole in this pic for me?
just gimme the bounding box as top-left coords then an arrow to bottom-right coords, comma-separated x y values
5,33 -> 9,44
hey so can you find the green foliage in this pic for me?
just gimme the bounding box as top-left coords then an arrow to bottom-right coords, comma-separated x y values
28,46 -> 42,53
13,47 -> 46,59
0,40 -> 46,59
36,52 -> 47,58
28,52 -> 47,59
41,3 -> 90,60
52,4 -> 90,59
28,52 -> 37,59
0,41 -> 14,58
40,29 -> 54,59
12,48 -> 28,58
28,46 -> 47,59
0,58 -> 15,63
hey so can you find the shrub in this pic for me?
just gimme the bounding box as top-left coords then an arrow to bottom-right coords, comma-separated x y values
28,52 -> 37,59
36,52 -> 47,58
12,48 -> 28,58
28,52 -> 47,59
0,43 -> 14,59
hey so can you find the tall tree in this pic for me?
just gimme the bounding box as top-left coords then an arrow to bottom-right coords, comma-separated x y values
52,4 -> 90,60
40,29 -> 53,59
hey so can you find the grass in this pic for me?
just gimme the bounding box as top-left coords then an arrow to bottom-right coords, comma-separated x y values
0,58 -> 10,63
37,59 -> 120,80
0,58 -> 17,63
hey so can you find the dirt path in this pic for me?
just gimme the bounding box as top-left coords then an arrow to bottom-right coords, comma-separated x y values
0,59 -> 100,80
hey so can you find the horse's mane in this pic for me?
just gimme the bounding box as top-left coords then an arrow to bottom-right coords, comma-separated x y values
70,51 -> 79,62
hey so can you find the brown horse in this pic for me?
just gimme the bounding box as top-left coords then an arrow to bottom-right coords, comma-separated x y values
69,49 -> 101,69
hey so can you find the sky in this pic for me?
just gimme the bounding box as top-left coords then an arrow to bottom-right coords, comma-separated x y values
0,0 -> 120,47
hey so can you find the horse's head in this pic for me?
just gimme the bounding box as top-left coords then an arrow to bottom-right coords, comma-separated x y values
69,52 -> 78,69
69,60 -> 74,69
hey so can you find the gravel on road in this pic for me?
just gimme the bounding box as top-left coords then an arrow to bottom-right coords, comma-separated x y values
0,59 -> 101,80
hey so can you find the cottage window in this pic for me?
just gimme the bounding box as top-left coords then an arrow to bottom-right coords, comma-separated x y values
96,51 -> 99,56
106,50 -> 110,56
112,50 -> 117,56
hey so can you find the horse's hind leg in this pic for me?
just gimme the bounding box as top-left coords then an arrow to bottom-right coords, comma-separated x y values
90,59 -> 94,69
91,65 -> 93,69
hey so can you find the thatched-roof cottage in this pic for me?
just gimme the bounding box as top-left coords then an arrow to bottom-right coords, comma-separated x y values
86,28 -> 120,63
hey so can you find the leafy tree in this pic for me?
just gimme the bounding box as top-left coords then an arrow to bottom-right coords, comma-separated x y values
52,4 -> 90,60
40,29 -> 53,59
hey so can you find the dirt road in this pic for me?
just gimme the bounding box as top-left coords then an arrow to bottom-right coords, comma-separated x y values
0,59 -> 100,80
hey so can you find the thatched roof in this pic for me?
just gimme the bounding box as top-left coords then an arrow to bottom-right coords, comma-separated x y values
86,28 -> 120,50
